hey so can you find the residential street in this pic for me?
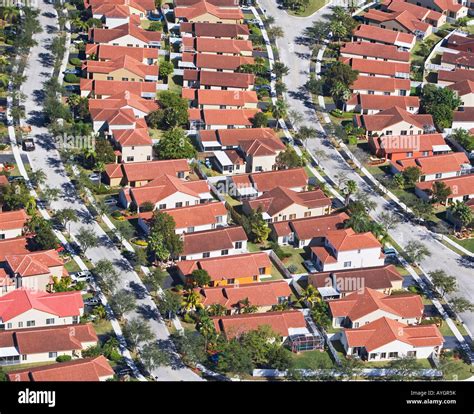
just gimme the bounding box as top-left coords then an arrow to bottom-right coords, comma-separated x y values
258,0 -> 474,332
18,1 -> 202,381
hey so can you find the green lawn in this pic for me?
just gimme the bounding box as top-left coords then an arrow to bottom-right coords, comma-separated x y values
93,319 -> 114,338
279,246 -> 307,274
64,258 -> 81,274
441,357 -> 474,380
363,358 -> 432,369
288,348 -> 335,369
224,194 -> 242,208
448,235 -> 474,253
1,361 -> 56,373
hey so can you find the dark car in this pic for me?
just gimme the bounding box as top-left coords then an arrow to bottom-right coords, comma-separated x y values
22,138 -> 35,151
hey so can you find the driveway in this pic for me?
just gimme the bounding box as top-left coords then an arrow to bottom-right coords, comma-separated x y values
258,0 -> 474,332
19,1 -> 201,381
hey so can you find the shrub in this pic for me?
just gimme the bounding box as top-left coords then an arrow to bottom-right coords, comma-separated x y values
64,73 -> 80,83
269,242 -> 291,260
287,264 -> 298,274
111,210 -> 122,219
347,135 -> 358,145
182,313 -> 194,324
56,355 -> 72,363
69,57 -> 82,67
133,239 -> 148,247
148,21 -> 163,31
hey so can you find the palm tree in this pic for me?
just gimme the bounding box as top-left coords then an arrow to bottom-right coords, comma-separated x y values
71,18 -> 89,33
237,298 -> 258,314
272,300 -> 291,311
271,99 -> 288,128
267,25 -> 284,40
181,289 -> 202,314
449,201 -> 473,232
207,303 -> 227,317
298,285 -> 321,308
2,6 -> 20,25
0,73 -> 8,88
343,180 -> 357,206
0,55 -> 8,67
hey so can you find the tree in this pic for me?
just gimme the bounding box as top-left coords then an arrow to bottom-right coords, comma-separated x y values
159,60 -> 174,79
217,339 -> 254,375
140,343 -> 170,374
431,181 -> 452,204
270,99 -> 288,125
76,227 -> 98,254
157,289 -> 182,319
267,25 -> 284,40
170,331 -> 207,366
451,128 -> 474,152
123,318 -> 154,352
450,297 -> 474,314
93,259 -> 119,295
154,128 -> 196,160
147,91 -> 188,130
42,187 -> 61,208
296,125 -> 317,148
386,356 -> 423,381
275,145 -> 303,169
298,285 -> 320,308
54,208 -> 77,235
323,61 -> 358,99
429,270 -> 457,296
190,269 -> 211,287
147,211 -> 183,262
288,110 -> 303,130
402,166 -> 421,187
449,200 -> 473,230
421,84 -> 461,128
29,169 -> 46,189
251,112 -> 269,128
305,74 -> 324,95
110,289 -> 136,320
392,173 -> 405,189
378,212 -> 401,232
275,80 -> 287,96
248,208 -> 271,243
94,138 -> 116,165
304,21 -> 329,46
404,240 -> 431,265
143,268 -> 167,295
236,298 -> 258,314
207,303 -> 227,316
114,220 -> 135,243
182,289 -> 202,313
273,62 -> 289,78
342,180 -> 357,206
411,199 -> 434,221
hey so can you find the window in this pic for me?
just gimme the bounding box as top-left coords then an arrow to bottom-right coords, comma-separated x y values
0,234 -> 4,240
389,352 -> 398,358
235,241 -> 242,249
122,77 -> 129,81
158,204 -> 166,210
7,323 -> 12,329
368,90 -> 374,95
369,353 -> 377,360
380,352 -> 386,359
72,316 -> 78,324
422,151 -> 429,156
227,278 -> 235,284
107,76 -> 113,80
386,130 -> 392,135
353,322 -> 359,328
216,215 -> 223,223
26,321 -> 35,327
18,322 -> 23,328
48,352 -> 58,359
258,267 -> 266,275
406,152 -> 413,158
22,355 -> 27,361
253,275 -> 258,281
407,351 -> 417,357
126,156 -> 134,162
304,211 -> 312,217
203,252 -> 210,258
289,214 -> 296,220
46,318 -> 55,325
435,173 -> 442,179
175,202 -> 183,208
187,227 -> 195,233
180,256 -> 186,261
400,130 -> 407,135
147,156 -> 151,161
177,172 -> 185,179
343,261 -> 351,268
384,92 -> 390,96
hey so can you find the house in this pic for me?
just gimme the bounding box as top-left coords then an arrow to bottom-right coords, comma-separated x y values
243,186 -> 332,223
0,237 -> 30,262
441,51 -> 474,70
445,33 -> 474,53
415,173 -> 474,202
345,94 -> 420,115
183,69 -> 255,90
362,8 -> 432,38
368,133 -> 450,161
390,152 -> 471,182
182,88 -> 258,110
82,55 -> 158,82
85,43 -> 159,64
89,23 -> 162,48
92,4 -> 144,29
308,265 -> 404,300
121,174 -> 213,211
177,251 -> 272,286
354,106 -> 435,137
182,37 -> 253,56
137,201 -> 228,235
228,167 -> 308,199
84,0 -> 155,13
309,228 -> 384,272
212,310 -> 308,340
382,0 -> 446,28
178,226 -> 247,260
348,58 -> 411,79
80,79 -> 157,99
174,0 -> 243,23
179,21 -> 250,39
188,108 -> 260,130
270,212 -> 349,247
352,24 -> 416,51
351,76 -> 410,97
198,127 -> 281,151
437,68 -> 474,86
340,42 -> 410,63
0,289 -> 84,330
0,209 -> 28,240
180,52 -> 254,72
452,107 -> 474,130
329,288 -> 424,328
447,79 -> 474,107
5,250 -> 67,292
340,316 -> 443,361
0,323 -> 98,366
405,0 -> 468,21
109,128 -> 153,163
198,280 -> 291,314
8,355 -> 115,382
104,159 -> 190,187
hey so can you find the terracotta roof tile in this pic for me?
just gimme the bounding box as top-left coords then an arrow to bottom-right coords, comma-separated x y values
340,41 -> 410,62
182,226 -> 246,255
0,209 -> 28,231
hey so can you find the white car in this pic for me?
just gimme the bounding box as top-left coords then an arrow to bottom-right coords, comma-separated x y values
71,271 -> 92,283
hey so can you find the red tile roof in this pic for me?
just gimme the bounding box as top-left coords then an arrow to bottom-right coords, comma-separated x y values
355,106 -> 434,131
348,94 -> 420,112
200,127 -> 279,147
0,237 -> 30,261
329,287 -> 423,321
177,251 -> 271,282
370,133 -> 446,155
90,23 -> 161,44
383,0 -> 444,22
198,70 -> 255,88
393,152 -> 469,175
183,88 -> 258,107
326,228 -> 381,251
415,173 -> 474,197
193,37 -> 252,54
85,43 -> 158,62
438,68 -> 474,84
80,79 -> 157,97
191,108 -> 260,126
182,226 -> 246,255
340,41 -> 410,62
174,0 -> 243,21
0,289 -> 83,322
447,79 -> 474,96
343,317 -> 443,351
0,209 -> 28,231
180,22 -> 249,38
199,280 -> 291,309
453,107 -> 474,123
270,212 -> 349,238
442,51 -> 474,68
117,159 -> 189,183
363,9 -> 430,33
183,52 -> 254,71
8,355 -> 114,382
350,58 -> 410,77
351,75 -> 410,92
84,55 -> 158,78
248,167 -> 308,193
212,310 -> 306,339
353,24 -> 415,46
112,128 -> 152,147
6,250 -> 64,277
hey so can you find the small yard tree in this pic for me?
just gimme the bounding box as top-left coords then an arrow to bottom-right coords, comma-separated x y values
404,240 -> 431,265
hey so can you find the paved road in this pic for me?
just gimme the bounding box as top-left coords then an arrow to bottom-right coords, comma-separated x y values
19,1 -> 201,381
259,0 -> 474,332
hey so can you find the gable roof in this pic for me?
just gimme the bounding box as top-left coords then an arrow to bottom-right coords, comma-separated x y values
190,108 -> 260,126
370,133 -> 446,155
326,228 -> 381,251
442,51 -> 474,68
197,70 -> 255,88
349,58 -> 410,77
248,167 -> 308,193
177,251 -> 271,282
200,127 -> 279,147
0,209 -> 28,231
355,106 -> 434,131
362,8 -> 430,34
122,159 -> 189,182
351,75 -> 410,92
182,52 -> 254,71
383,0 -> 444,22
415,173 -> 474,196
181,226 -> 246,255
174,0 -> 243,21
85,43 -> 159,62
343,317 -> 443,351
183,88 -> 258,107
212,310 -> 306,339
340,41 -> 410,62
393,152 -> 469,175
5,250 -> 64,277
329,287 -> 423,321
90,22 -> 161,44
112,128 -> 152,147
0,289 -> 83,322
8,355 -> 114,382
80,79 -> 157,97
353,24 -> 415,46
448,79 -> 474,96
348,94 -> 420,112
438,68 -> 474,84
0,237 -> 30,261
180,22 -> 250,38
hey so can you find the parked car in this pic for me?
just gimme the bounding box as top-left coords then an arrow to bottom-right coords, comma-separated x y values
89,173 -> 101,182
103,197 -> 117,206
84,297 -> 101,306
303,260 -> 317,274
64,85 -> 79,92
64,68 -> 80,75
22,138 -> 35,151
383,247 -> 397,257
71,270 -> 92,283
